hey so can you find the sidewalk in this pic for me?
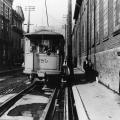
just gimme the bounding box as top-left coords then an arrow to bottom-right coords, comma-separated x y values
73,67 -> 120,120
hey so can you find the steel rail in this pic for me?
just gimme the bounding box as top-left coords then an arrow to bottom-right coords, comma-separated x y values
64,87 -> 69,120
64,86 -> 79,120
68,87 -> 75,120
40,88 -> 59,120
0,82 -> 36,116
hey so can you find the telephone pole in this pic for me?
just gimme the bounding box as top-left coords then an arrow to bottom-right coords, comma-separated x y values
25,6 -> 35,33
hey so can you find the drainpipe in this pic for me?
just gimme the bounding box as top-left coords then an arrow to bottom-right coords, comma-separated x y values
67,0 -> 74,83
94,0 -> 96,69
87,0 -> 89,58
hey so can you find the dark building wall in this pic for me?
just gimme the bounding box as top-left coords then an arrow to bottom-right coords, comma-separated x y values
0,0 -> 24,67
11,7 -> 24,66
0,0 -> 13,67
73,0 -> 120,93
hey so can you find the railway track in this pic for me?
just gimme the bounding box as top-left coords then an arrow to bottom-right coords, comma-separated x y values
0,78 -> 79,120
0,82 -> 29,95
0,82 -> 36,117
0,81 -> 60,120
63,86 -> 79,120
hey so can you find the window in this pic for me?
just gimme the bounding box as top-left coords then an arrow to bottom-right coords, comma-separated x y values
5,5 -> 9,19
96,0 -> 100,44
113,0 -> 120,31
103,0 -> 108,38
1,20 -> 3,30
82,24 -> 85,51
6,22 -> 9,32
9,9 -> 11,20
0,0 -> 3,15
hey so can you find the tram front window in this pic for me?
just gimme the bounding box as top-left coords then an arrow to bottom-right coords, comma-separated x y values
31,40 -> 59,55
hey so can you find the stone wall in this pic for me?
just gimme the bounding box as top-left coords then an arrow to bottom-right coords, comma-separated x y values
95,47 -> 120,93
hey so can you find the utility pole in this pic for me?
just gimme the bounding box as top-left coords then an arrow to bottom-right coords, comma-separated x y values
63,15 -> 68,60
87,0 -> 90,58
25,6 -> 35,33
94,0 -> 96,69
67,0 -> 74,81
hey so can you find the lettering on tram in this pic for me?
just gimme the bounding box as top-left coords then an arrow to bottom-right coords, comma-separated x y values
40,59 -> 48,64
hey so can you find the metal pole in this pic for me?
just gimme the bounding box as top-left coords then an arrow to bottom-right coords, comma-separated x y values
25,6 -> 35,33
67,0 -> 74,82
65,24 -> 67,60
87,0 -> 89,58
94,0 -> 96,69
27,8 -> 30,33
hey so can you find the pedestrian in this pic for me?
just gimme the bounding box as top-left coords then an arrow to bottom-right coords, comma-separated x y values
83,57 -> 89,81
88,60 -> 99,82
87,60 -> 94,82
83,57 -> 88,72
83,57 -> 99,82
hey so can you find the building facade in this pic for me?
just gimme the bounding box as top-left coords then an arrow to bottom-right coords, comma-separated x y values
11,6 -> 24,66
0,0 -> 24,68
0,0 -> 13,67
73,0 -> 120,93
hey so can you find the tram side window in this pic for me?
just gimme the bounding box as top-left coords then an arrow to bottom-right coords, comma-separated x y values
30,42 -> 36,52
51,41 -> 60,54
40,40 -> 50,53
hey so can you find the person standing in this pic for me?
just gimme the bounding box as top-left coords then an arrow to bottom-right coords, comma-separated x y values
83,57 -> 89,81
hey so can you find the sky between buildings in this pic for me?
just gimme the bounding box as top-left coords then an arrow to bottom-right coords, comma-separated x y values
12,0 -> 76,33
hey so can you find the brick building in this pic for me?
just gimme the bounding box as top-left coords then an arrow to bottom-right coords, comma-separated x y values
73,0 -> 120,93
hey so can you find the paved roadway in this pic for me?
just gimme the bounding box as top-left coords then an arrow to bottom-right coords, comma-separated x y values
0,69 -> 29,106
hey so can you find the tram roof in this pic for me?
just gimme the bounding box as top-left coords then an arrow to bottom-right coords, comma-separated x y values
25,29 -> 64,43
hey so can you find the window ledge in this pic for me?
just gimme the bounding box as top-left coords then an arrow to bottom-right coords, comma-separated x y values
113,29 -> 120,36
103,36 -> 109,41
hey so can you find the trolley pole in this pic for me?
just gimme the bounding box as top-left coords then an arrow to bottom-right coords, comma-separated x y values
25,6 -> 35,33
67,0 -> 74,83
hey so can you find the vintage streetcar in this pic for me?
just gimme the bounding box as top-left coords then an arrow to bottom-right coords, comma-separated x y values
23,29 -> 65,84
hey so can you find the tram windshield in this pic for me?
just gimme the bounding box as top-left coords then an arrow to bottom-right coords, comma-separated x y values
31,39 -> 60,55
25,29 -> 64,55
